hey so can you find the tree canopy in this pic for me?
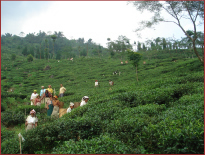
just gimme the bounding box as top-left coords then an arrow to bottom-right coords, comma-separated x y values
129,1 -> 204,64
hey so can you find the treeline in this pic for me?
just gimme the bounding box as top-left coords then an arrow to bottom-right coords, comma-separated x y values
1,30 -> 204,61
1,31 -> 108,60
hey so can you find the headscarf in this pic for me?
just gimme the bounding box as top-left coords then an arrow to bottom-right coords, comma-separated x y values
34,90 -> 37,93
53,95 -> 58,99
82,96 -> 89,101
30,109 -> 36,114
70,102 -> 74,106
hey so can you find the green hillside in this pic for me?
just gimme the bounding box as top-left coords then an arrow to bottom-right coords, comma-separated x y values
1,51 -> 204,153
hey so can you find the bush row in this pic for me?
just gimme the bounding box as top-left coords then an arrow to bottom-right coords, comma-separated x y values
1,92 -> 27,99
21,114 -> 103,154
49,134 -> 139,154
117,82 -> 203,107
1,127 -> 16,143
1,104 -> 46,127
1,111 -> 25,127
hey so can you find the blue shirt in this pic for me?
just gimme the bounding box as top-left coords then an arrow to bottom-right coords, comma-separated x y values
40,89 -> 46,96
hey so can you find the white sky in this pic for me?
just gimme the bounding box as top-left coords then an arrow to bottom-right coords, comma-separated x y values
1,1 -> 204,48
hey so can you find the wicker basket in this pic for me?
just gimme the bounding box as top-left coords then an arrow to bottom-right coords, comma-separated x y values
59,101 -> 64,108
59,108 -> 67,118
74,102 -> 81,108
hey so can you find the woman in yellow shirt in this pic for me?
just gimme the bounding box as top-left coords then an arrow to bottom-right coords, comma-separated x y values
47,85 -> 53,96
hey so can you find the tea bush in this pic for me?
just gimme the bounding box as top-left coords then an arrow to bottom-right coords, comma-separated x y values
1,137 -> 20,154
14,104 -> 45,115
139,95 -> 204,154
1,127 -> 15,142
50,134 -> 141,154
22,115 -> 102,154
1,102 -> 7,112
117,82 -> 203,107
1,55 -> 204,154
1,111 -> 25,127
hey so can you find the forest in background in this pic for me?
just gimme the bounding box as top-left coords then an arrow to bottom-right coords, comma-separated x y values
1,29 -> 204,62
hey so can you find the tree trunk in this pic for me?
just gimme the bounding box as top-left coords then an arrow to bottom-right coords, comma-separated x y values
193,40 -> 204,64
40,43 -> 41,59
136,66 -> 138,81
87,44 -> 88,56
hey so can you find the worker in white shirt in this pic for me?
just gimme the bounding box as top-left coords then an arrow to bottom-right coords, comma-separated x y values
25,109 -> 38,131
67,102 -> 74,113
80,96 -> 89,106
30,90 -> 38,105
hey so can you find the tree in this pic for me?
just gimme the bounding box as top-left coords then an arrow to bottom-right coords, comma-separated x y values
22,46 -> 28,56
137,42 -> 142,51
162,38 -> 167,50
29,46 -> 34,57
142,43 -> 146,51
130,1 -> 204,64
11,54 -> 16,61
27,54 -> 33,62
45,39 -> 49,61
56,52 -> 61,60
36,46 -> 40,59
127,49 -> 142,81
51,34 -> 57,59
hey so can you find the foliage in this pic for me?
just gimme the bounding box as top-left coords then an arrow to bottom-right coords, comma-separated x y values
1,111 -> 25,127
1,137 -> 20,154
1,127 -> 16,142
50,134 -> 139,154
127,49 -> 142,67
11,53 -> 16,61
22,113 -> 102,154
27,54 -> 33,62
0,50 -> 204,154
129,1 -> 204,64
1,102 -> 7,112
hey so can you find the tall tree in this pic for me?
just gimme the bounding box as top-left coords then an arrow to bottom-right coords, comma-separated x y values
137,42 -> 142,51
130,1 -> 204,64
127,49 -> 142,81
162,38 -> 167,50
51,34 -> 57,59
22,46 -> 28,56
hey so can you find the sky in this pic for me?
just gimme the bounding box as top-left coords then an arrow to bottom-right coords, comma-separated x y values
1,1 -> 204,48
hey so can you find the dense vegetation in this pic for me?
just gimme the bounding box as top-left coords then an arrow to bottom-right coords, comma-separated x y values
1,42 -> 204,154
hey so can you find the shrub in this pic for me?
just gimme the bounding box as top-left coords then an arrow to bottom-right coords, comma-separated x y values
14,104 -> 45,115
50,134 -> 140,154
11,54 -> 16,61
1,137 -> 20,154
139,97 -> 204,154
1,127 -> 16,142
141,119 -> 204,154
22,115 -> 102,154
1,92 -> 27,99
1,111 -> 25,127
117,82 -> 203,107
1,102 -> 7,112
27,54 -> 33,62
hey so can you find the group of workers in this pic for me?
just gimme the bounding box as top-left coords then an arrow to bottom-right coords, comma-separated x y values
25,79 -> 114,131
26,84 -> 89,131
95,80 -> 114,87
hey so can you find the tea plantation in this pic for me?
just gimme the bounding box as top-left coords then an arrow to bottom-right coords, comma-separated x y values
1,53 -> 204,154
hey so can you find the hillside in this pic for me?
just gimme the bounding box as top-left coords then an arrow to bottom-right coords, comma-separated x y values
1,53 -> 204,154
